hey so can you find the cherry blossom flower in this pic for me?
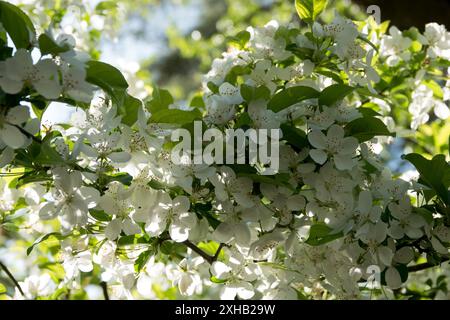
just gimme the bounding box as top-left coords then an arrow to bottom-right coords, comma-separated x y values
308,124 -> 359,170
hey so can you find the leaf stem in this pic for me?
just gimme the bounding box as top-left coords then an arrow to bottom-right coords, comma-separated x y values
0,260 -> 25,297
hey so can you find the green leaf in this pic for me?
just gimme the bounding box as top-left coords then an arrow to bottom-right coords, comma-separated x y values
0,43 -> 12,60
86,60 -> 128,99
227,30 -> 250,49
30,99 -> 49,120
50,287 -> 69,300
0,1 -> 35,49
38,34 -> 70,55
305,223 -> 343,246
159,240 -> 185,256
86,61 -> 142,125
210,276 -> 227,284
344,117 -> 394,142
413,207 -> 433,225
89,210 -> 112,222
11,170 -> 51,188
224,65 -> 251,84
150,108 -> 201,125
35,140 -> 66,166
104,172 -> 133,186
315,68 -> 344,84
207,81 -> 219,94
95,1 -> 117,12
295,289 -> 309,300
319,84 -> 354,107
237,172 -> 292,187
134,249 -> 155,272
280,123 -> 308,150
120,93 -> 141,126
268,86 -> 319,112
198,241 -> 224,260
146,87 -> 174,113
295,0 -> 328,23
403,153 -> 450,204
27,232 -> 63,255
240,84 -> 270,102
423,79 -> 444,99
0,283 -> 6,295
193,204 -> 221,229
357,107 -> 381,117
234,112 -> 252,128
357,35 -> 379,53
117,234 -> 148,247
148,179 -> 167,190
189,94 -> 205,109
2,222 -> 18,232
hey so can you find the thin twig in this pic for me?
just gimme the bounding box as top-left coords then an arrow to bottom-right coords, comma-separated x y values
407,258 -> 450,273
182,241 -> 225,265
213,243 -> 225,261
100,281 -> 109,300
183,240 -> 214,264
0,261 -> 25,296
11,124 -> 42,144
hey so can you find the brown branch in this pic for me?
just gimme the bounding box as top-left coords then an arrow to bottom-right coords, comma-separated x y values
100,281 -> 109,300
11,124 -> 42,144
183,240 -> 214,264
182,241 -> 225,265
213,243 -> 225,261
407,258 -> 450,273
0,260 -> 25,296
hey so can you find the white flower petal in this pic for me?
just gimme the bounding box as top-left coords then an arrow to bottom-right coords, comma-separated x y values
107,151 -> 131,163
235,281 -> 255,300
213,222 -> 234,243
333,154 -> 354,170
6,105 -> 30,125
309,149 -> 327,165
122,218 -> 141,235
393,246 -> 414,264
0,124 -> 26,149
39,202 -> 57,220
358,191 -> 372,215
211,261 -> 232,280
378,246 -> 394,266
105,218 -> 122,240
169,223 -> 189,242
308,130 -> 327,149
340,137 -> 358,154
434,101 -> 450,119
385,267 -> 402,289
286,194 -> 306,211
327,124 -> 344,139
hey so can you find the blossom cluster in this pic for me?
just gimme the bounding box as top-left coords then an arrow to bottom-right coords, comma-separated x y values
0,1 -> 449,300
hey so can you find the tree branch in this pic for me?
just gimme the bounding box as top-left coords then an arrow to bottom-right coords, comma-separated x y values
213,243 -> 225,261
11,124 -> 42,144
407,258 -> 450,273
100,281 -> 109,300
0,260 -> 25,296
182,241 -> 225,265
